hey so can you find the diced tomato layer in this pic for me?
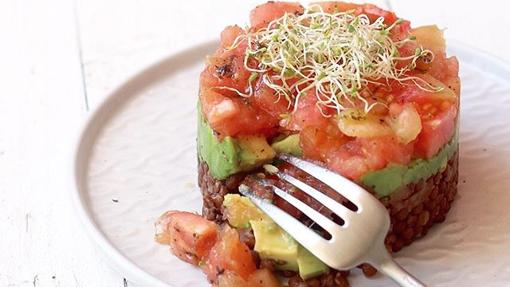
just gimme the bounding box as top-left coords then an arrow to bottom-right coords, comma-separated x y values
155,211 -> 218,265
198,1 -> 460,179
250,2 -> 304,30
203,226 -> 257,281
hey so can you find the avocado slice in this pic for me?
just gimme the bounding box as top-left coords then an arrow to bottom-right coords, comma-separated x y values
271,134 -> 303,156
250,219 -> 299,271
297,245 -> 329,280
237,136 -> 276,170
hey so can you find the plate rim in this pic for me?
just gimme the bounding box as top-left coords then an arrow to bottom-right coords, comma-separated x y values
69,39 -> 510,287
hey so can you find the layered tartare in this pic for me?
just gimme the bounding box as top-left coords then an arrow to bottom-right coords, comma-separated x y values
155,2 -> 460,286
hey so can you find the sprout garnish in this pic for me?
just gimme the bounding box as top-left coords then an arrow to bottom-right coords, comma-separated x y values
221,5 -> 438,115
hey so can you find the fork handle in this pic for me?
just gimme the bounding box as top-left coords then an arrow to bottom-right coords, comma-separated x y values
369,247 -> 427,287
377,257 -> 426,287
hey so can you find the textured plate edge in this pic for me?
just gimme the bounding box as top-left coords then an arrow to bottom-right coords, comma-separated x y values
68,39 -> 510,287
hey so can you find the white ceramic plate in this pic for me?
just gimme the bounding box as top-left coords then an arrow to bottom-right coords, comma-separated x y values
72,40 -> 510,287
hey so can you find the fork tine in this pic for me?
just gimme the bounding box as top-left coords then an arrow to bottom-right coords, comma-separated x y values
269,183 -> 341,234
278,154 -> 366,206
239,184 -> 330,255
277,172 -> 354,223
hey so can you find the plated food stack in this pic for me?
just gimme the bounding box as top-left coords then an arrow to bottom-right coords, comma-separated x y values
157,1 -> 460,286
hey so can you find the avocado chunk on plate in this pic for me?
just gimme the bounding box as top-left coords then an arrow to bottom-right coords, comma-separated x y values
251,219 -> 300,271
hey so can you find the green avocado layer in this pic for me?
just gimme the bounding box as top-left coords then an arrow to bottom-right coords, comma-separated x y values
198,107 -> 458,197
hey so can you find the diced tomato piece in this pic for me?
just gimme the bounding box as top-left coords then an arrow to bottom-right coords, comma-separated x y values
359,137 -> 414,170
328,151 -> 369,180
200,89 -> 278,137
314,1 -> 362,13
203,226 -> 257,282
441,57 -> 461,96
390,77 -> 456,106
216,269 -> 281,287
300,123 -> 348,161
410,25 -> 445,55
361,4 -> 398,24
286,91 -> 333,131
200,52 -> 251,94
322,136 -> 413,180
415,104 -> 457,158
155,211 -> 218,265
220,25 -> 245,49
200,25 -> 251,94
447,57 -> 459,79
216,271 -> 248,287
200,89 -> 238,125
391,20 -> 411,41
248,80 -> 291,121
250,2 -> 304,31
395,79 -> 458,159
300,126 -> 325,161
246,269 -> 281,287
428,54 -> 460,84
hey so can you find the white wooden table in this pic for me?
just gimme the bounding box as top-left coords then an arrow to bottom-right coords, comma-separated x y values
1,1 -> 508,286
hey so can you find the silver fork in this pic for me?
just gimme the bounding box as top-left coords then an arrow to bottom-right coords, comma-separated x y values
239,154 -> 426,287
